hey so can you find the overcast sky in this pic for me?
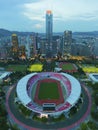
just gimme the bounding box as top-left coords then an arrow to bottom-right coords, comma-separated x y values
0,0 -> 98,32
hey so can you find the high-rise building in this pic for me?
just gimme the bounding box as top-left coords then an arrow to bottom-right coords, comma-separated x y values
63,30 -> 72,54
19,45 -> 26,59
12,34 -> 19,59
46,10 -> 53,57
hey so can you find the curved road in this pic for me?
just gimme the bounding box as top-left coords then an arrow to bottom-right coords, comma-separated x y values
6,84 -> 91,130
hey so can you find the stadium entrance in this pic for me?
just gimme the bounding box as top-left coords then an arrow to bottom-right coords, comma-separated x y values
43,103 -> 56,111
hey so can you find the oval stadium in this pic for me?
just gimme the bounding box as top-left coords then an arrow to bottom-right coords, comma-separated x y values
16,72 -> 81,117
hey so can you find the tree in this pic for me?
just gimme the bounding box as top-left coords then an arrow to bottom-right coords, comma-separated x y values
87,121 -> 97,130
0,104 -> 9,129
11,124 -> 20,130
95,96 -> 98,106
80,123 -> 88,130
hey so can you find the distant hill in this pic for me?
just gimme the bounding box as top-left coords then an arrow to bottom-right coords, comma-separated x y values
0,28 -> 98,37
0,28 -> 34,37
0,29 -> 11,36
73,31 -> 98,36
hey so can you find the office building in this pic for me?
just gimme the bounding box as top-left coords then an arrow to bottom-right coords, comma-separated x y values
12,34 -> 19,59
46,10 -> 53,57
63,30 -> 72,54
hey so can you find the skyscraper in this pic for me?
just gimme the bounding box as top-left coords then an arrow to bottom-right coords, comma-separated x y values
12,34 -> 18,52
46,10 -> 53,57
63,30 -> 72,54
12,34 -> 19,59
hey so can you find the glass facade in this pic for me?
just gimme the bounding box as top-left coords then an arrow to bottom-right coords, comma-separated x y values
46,10 -> 53,57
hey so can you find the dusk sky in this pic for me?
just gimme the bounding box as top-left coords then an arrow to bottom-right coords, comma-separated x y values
0,0 -> 98,32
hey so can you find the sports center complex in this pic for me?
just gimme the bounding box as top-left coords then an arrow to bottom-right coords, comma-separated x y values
16,72 -> 81,117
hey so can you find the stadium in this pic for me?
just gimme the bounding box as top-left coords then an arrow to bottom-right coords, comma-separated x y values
16,72 -> 81,117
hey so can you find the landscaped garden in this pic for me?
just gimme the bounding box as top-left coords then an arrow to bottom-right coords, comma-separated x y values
79,81 -> 98,130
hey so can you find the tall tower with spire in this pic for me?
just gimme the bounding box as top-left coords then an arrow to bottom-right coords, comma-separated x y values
46,10 -> 53,57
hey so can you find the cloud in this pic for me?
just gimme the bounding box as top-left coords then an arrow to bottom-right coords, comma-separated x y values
23,12 -> 44,21
78,14 -> 97,21
34,23 -> 43,29
22,0 -> 98,22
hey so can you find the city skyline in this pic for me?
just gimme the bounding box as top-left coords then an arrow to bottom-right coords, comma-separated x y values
1,0 -> 98,32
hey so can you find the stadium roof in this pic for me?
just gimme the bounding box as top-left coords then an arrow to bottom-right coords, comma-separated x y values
61,73 -> 81,105
0,72 -> 11,79
17,72 -> 81,108
88,73 -> 98,83
16,73 -> 37,105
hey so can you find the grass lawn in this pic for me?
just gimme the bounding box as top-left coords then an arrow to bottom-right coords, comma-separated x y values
82,66 -> 98,73
28,64 -> 43,72
5,64 -> 27,71
38,82 -> 59,100
61,63 -> 75,71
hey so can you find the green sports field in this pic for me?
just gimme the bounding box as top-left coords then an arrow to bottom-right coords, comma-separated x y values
5,64 -> 27,71
61,63 -> 75,71
38,82 -> 59,100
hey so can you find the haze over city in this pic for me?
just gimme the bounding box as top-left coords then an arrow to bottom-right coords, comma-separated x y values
1,0 -> 98,32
